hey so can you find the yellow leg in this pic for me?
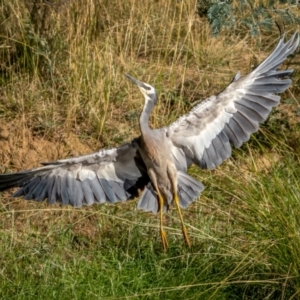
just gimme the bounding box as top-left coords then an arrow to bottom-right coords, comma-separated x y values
173,192 -> 191,248
158,192 -> 168,251
147,170 -> 169,251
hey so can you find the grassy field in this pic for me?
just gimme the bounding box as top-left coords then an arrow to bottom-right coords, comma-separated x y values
1,0 -> 300,299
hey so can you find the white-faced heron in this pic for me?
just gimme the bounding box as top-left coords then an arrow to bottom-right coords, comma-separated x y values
0,33 -> 298,250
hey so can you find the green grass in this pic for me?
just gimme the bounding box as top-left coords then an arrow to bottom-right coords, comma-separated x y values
1,149 -> 300,299
1,0 -> 300,299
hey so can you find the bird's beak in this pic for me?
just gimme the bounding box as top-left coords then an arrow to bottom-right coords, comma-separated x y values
124,74 -> 148,89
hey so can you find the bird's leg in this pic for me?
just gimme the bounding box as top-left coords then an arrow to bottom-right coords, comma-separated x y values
157,192 -> 168,251
148,171 -> 168,251
173,191 -> 191,247
168,172 -> 191,248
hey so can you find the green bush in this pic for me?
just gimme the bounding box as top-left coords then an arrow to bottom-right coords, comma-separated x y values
197,0 -> 300,36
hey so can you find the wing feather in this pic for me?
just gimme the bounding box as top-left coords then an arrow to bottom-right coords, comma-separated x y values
25,177 -> 42,200
89,177 -> 106,204
72,180 -> 84,207
60,175 -> 70,204
167,33 -> 299,170
0,140 -> 149,207
35,178 -> 49,201
81,179 -> 94,206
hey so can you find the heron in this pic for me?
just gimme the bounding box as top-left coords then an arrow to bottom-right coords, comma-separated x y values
0,33 -> 298,250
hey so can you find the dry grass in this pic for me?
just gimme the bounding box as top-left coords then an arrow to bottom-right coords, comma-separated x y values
1,0 -> 298,162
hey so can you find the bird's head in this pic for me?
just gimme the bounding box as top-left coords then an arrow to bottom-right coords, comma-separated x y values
125,74 -> 157,104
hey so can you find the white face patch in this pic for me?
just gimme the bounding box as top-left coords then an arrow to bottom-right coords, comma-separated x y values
139,85 -> 155,97
138,86 -> 157,107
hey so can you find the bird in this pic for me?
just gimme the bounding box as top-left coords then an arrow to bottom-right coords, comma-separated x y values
0,33 -> 298,250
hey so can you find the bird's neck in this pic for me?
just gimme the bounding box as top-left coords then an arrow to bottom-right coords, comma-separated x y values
139,98 -> 155,134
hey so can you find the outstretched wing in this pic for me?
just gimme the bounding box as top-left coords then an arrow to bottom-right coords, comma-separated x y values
167,33 -> 299,170
0,140 -> 149,207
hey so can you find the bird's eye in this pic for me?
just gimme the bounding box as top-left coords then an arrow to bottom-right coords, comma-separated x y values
141,83 -> 152,91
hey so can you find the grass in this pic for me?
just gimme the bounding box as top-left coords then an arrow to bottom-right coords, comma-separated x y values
1,0 -> 300,299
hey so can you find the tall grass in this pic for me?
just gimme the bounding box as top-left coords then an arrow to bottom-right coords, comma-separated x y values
0,0 -> 300,299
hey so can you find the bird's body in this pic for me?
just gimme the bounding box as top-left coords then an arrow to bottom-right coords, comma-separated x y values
138,132 -> 173,199
137,131 -> 180,249
0,33 -> 299,250
137,94 -> 176,209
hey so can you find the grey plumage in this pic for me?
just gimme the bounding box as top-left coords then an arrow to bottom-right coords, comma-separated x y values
168,32 -> 299,171
137,170 -> 204,213
1,143 -> 145,207
0,33 -> 298,249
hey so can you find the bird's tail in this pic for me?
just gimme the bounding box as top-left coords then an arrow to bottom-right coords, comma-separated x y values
137,171 -> 204,214
177,171 -> 204,208
137,182 -> 159,213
